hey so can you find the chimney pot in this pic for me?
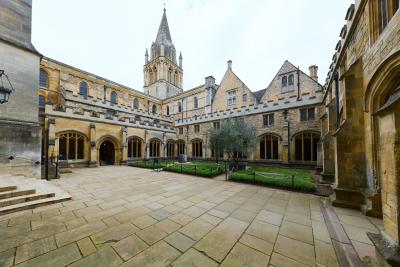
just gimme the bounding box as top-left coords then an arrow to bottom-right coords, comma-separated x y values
227,60 -> 232,69
309,65 -> 318,82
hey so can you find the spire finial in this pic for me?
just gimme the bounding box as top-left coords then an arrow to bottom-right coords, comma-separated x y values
163,1 -> 166,12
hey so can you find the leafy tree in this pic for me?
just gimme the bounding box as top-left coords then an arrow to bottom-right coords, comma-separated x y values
209,118 -> 257,168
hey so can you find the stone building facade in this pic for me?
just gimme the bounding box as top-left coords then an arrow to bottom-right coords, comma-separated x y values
38,9 -> 324,169
0,0 -> 42,177
320,0 -> 400,264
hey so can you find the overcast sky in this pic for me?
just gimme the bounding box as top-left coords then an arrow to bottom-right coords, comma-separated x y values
32,0 -> 352,92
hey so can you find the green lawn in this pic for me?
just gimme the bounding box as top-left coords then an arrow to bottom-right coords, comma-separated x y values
229,165 -> 316,192
128,160 -> 225,178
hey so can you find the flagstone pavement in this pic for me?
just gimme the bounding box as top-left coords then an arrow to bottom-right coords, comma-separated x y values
0,166 -> 382,266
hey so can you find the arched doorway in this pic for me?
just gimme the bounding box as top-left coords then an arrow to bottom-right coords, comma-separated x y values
99,140 -> 115,165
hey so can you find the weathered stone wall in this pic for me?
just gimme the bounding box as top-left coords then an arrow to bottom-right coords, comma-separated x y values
0,0 -> 41,177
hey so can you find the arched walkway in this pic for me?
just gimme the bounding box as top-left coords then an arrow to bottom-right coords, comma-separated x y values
99,140 -> 115,165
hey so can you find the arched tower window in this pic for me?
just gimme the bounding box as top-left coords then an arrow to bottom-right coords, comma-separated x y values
152,104 -> 157,114
110,91 -> 118,105
166,105 -> 170,115
175,70 -> 178,85
40,69 -> 48,88
168,68 -> 172,82
178,102 -> 182,113
79,82 -> 88,99
39,95 -> 46,108
193,97 -> 198,109
133,98 -> 139,109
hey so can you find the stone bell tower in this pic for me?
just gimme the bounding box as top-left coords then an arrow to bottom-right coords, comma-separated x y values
143,8 -> 183,99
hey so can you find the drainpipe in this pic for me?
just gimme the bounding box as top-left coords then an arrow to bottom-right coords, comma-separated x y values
297,66 -> 301,100
334,73 -> 340,129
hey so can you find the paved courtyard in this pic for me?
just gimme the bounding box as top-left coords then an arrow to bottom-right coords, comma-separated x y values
0,166 -> 382,266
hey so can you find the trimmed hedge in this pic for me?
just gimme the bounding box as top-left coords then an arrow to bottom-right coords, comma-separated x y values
229,166 -> 316,192
128,161 -> 225,178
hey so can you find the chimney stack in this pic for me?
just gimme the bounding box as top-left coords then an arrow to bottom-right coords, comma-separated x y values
309,65 -> 318,82
227,60 -> 232,70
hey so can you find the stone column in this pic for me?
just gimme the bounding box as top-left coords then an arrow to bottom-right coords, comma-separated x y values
89,123 -> 97,167
47,118 -> 56,159
121,126 -> 128,164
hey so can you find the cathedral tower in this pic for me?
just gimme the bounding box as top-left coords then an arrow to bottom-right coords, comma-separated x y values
143,8 -> 183,99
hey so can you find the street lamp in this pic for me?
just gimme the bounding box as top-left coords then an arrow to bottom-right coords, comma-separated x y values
0,70 -> 14,104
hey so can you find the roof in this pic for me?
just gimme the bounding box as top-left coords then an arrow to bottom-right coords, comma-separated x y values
155,9 -> 173,46
253,89 -> 266,101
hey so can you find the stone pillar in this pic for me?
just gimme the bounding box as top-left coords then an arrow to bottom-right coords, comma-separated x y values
281,122 -> 289,164
47,118 -> 56,159
330,63 -> 367,210
89,123 -> 97,167
121,127 -> 127,164
146,144 -> 150,158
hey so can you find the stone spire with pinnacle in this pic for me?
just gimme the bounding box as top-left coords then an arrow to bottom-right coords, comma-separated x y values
150,7 -> 176,63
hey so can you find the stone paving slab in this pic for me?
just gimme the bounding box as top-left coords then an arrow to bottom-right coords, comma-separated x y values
0,166 -> 382,266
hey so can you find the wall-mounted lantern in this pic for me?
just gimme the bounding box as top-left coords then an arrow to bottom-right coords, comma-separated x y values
0,70 -> 14,104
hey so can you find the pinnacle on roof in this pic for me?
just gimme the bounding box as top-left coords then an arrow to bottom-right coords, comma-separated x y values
155,8 -> 172,46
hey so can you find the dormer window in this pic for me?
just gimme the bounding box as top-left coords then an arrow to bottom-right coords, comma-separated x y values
242,94 -> 247,102
281,74 -> 295,93
288,74 -> 294,86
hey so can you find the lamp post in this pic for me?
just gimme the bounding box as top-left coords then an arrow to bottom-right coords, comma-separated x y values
283,109 -> 291,162
0,70 -> 14,104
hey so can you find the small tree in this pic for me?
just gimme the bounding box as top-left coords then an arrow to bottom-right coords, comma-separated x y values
209,118 -> 257,168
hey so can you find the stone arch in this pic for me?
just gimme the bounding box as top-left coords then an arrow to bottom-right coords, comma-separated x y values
191,138 -> 203,158
96,135 -> 120,165
291,131 -> 320,162
56,130 -> 89,161
149,138 -> 161,158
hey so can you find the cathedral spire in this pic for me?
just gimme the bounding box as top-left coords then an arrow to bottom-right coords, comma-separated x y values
155,8 -> 172,46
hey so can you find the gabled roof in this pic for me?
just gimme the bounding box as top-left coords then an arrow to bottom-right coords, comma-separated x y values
253,89 -> 266,101
155,9 -> 173,46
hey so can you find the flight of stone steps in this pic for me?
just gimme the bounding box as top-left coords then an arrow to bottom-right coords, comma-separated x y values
0,175 -> 71,215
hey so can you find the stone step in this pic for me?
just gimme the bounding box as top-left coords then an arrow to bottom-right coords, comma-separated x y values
0,189 -> 36,200
0,195 -> 72,215
0,193 -> 55,208
0,185 -> 17,192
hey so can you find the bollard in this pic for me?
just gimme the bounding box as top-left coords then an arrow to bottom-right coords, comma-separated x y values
195,165 -> 197,176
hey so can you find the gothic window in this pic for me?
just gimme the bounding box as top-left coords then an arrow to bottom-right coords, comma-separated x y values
110,91 -> 118,105
213,121 -> 220,129
39,69 -> 48,88
177,140 -> 185,155
192,139 -> 203,158
168,68 -> 172,82
127,137 -> 142,158
227,91 -> 237,106
300,107 -> 315,121
282,76 -> 288,88
133,98 -> 139,109
178,102 -> 182,113
178,127 -> 183,135
79,82 -> 88,99
166,140 -> 175,157
194,124 -> 200,133
193,97 -> 198,109
288,74 -> 294,86
260,134 -> 279,160
263,113 -> 274,126
166,105 -> 170,115
149,139 -> 161,157
39,95 -> 45,108
153,67 -> 157,82
294,132 -> 319,161
58,132 -> 85,160
152,104 -> 157,114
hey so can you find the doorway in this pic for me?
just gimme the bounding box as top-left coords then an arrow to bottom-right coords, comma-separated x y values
99,140 -> 115,165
